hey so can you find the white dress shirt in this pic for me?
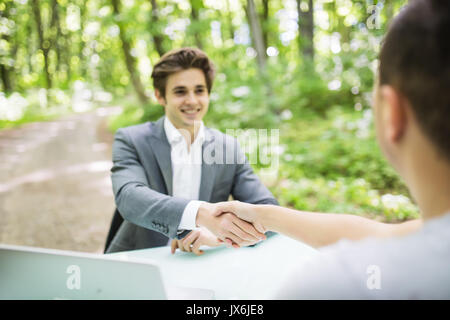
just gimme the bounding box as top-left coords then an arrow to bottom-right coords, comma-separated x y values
164,117 -> 204,234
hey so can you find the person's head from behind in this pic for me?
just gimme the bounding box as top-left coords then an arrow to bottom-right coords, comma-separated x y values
374,0 -> 450,212
151,47 -> 216,132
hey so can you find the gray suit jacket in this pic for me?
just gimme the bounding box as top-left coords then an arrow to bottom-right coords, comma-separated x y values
106,116 -> 278,253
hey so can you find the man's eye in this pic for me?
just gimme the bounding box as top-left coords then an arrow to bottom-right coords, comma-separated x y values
196,89 -> 205,94
175,91 -> 185,95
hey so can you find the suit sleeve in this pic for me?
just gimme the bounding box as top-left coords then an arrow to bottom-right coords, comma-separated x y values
111,128 -> 190,239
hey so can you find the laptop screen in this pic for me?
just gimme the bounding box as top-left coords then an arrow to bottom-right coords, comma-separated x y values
0,244 -> 167,300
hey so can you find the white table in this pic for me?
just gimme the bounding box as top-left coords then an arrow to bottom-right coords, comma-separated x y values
108,234 -> 319,299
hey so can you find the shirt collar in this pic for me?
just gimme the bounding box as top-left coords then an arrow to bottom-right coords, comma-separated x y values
164,116 -> 205,146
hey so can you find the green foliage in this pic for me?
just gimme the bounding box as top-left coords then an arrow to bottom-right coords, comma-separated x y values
272,176 -> 419,223
107,96 -> 164,132
1,0 -> 419,222
269,107 -> 419,222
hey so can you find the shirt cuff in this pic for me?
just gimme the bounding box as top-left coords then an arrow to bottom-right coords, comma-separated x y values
178,200 -> 204,231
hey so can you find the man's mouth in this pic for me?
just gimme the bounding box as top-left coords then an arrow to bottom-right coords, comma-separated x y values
181,108 -> 201,115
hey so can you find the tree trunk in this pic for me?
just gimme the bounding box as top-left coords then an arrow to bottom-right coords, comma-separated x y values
225,0 -> 235,40
245,0 -> 266,71
245,0 -> 280,115
149,0 -> 165,57
189,0 -> 203,49
58,3 -> 71,83
31,0 -> 52,89
111,0 -> 149,105
0,65 -> 12,94
50,0 -> 62,73
261,0 -> 269,50
26,7 -> 34,76
78,4 -> 88,79
297,0 -> 314,61
0,2 -> 13,93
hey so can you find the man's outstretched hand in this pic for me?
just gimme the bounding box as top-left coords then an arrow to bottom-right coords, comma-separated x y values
195,202 -> 266,248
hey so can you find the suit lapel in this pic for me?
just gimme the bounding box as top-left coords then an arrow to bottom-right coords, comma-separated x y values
199,129 -> 216,201
149,117 -> 173,196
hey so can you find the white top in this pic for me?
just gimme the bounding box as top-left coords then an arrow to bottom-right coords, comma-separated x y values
274,212 -> 450,299
164,117 -> 204,232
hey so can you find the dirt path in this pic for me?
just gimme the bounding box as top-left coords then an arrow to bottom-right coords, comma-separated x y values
0,107 -> 121,253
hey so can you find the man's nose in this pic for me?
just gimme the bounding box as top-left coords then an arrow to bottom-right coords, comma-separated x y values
185,91 -> 197,105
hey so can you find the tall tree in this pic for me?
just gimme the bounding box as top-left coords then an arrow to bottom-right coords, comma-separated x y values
31,0 -> 52,89
111,0 -> 149,104
260,0 -> 269,50
297,0 -> 314,61
50,0 -> 62,73
245,0 -> 267,71
330,0 -> 350,44
0,1 -> 14,93
78,2 -> 88,79
189,0 -> 203,49
0,57 -> 13,94
245,0 -> 280,116
225,0 -> 235,41
55,1 -> 72,84
23,4 -> 37,79
149,0 -> 166,57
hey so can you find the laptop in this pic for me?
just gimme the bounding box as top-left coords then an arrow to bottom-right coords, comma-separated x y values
0,244 -> 214,300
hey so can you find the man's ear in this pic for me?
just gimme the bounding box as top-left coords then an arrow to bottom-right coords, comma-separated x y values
154,89 -> 166,106
380,85 -> 407,142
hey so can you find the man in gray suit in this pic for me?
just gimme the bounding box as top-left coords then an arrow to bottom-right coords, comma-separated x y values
106,48 -> 278,254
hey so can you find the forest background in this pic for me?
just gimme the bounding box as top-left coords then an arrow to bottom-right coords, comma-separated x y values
0,0 -> 419,236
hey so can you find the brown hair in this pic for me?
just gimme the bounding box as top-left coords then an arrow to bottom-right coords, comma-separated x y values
151,47 -> 216,98
379,0 -> 450,160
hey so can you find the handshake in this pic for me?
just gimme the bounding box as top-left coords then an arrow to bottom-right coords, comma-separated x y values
171,201 -> 268,256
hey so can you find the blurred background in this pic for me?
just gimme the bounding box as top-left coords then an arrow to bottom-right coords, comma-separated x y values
0,0 -> 419,254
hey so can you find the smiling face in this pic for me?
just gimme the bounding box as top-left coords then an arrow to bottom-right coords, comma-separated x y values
155,68 -> 209,132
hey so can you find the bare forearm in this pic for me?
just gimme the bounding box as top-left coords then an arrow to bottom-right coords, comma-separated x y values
258,205 -> 422,248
